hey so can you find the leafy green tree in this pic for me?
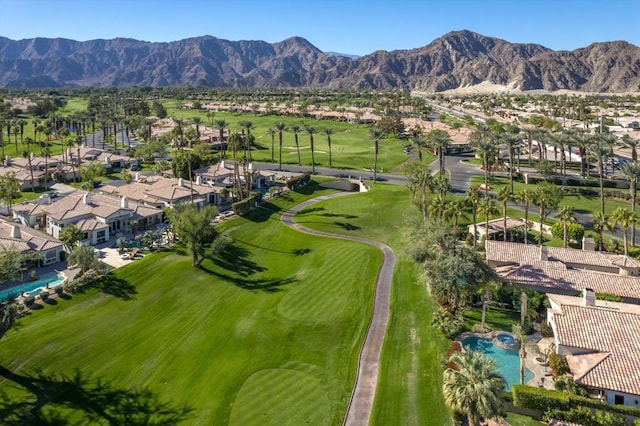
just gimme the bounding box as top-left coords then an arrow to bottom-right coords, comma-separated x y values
171,151 -> 202,181
168,203 -> 218,267
0,244 -> 25,284
0,171 -> 21,209
78,161 -> 105,191
58,224 -> 84,246
443,350 -> 506,426
68,245 -> 98,275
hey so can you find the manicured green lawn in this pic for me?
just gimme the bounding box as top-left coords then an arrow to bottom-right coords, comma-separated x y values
0,183 -> 383,425
503,411 -> 544,425
291,184 -> 452,425
161,102 -> 420,172
463,306 -> 521,332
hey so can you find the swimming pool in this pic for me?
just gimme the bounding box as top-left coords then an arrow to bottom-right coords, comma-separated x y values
461,335 -> 534,391
0,272 -> 66,301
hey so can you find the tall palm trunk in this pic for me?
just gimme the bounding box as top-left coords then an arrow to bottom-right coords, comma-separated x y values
373,139 -> 379,182
294,134 -> 301,166
524,201 -> 530,245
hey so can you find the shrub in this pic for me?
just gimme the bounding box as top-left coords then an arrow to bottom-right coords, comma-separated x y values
513,384 -> 640,418
24,296 -> 36,306
543,406 -> 626,426
39,291 -> 49,301
603,180 -> 619,188
548,352 -> 570,376
232,192 -> 262,216
584,180 -> 599,187
565,178 -> 582,186
540,321 -> 554,338
431,307 -> 466,338
597,293 -> 624,302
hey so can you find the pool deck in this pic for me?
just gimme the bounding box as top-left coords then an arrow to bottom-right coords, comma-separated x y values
457,330 -> 555,390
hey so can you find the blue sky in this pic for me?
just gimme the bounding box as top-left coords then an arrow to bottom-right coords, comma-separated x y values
1,0 -> 638,55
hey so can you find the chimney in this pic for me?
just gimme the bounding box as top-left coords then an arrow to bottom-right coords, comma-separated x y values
583,288 -> 596,307
121,196 -> 129,209
539,245 -> 548,261
10,225 -> 20,239
135,172 -> 140,181
582,236 -> 595,251
31,152 -> 35,160
4,156 -> 10,166
83,193 -> 91,205
196,176 -> 202,185
40,193 -> 51,205
248,162 -> 253,170
178,178 -> 184,187
220,160 -> 225,168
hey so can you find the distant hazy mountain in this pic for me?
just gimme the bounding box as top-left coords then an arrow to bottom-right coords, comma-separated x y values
0,30 -> 638,92
325,51 -> 360,60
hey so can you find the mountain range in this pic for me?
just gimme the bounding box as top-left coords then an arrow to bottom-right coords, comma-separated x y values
0,30 -> 638,92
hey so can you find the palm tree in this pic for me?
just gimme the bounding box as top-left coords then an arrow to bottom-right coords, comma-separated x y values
478,197 -> 499,243
445,197 -> 468,230
274,122 -> 287,170
589,141 -> 611,215
214,119 -> 228,159
411,134 -> 428,162
620,135 -> 640,161
369,127 -> 384,182
474,140 -> 498,196
532,183 -> 563,246
227,132 -> 245,200
305,125 -> 317,174
496,186 -> 511,242
514,189 -> 534,244
611,207 -> 635,256
322,127 -> 334,168
512,324 -> 528,385
238,120 -> 255,162
466,185 -> 481,248
620,160 -> 640,246
443,350 -> 506,426
592,212 -> 611,252
42,145 -> 51,189
21,149 -> 35,189
555,205 -> 576,248
501,132 -> 522,194
268,127 -> 276,163
57,127 -> 70,164
289,124 -> 302,166
426,128 -> 451,175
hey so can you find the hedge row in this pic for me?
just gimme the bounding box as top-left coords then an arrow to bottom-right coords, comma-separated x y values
232,192 -> 263,216
513,385 -> 640,418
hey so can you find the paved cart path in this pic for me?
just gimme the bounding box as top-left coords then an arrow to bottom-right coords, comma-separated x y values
281,192 -> 396,426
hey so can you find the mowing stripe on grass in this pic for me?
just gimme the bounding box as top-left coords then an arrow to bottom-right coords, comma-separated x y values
281,192 -> 396,426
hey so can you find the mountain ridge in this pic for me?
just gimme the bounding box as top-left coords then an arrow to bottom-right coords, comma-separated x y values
0,30 -> 638,92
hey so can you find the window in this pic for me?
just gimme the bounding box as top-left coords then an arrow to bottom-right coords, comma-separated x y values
614,394 -> 624,405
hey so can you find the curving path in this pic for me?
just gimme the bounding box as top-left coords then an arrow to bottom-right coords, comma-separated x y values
281,192 -> 396,426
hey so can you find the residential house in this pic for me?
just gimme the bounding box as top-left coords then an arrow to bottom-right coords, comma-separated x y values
99,175 -> 224,208
193,160 -> 276,191
547,291 -> 640,407
486,241 -> 640,302
12,190 -> 163,246
0,216 -> 66,266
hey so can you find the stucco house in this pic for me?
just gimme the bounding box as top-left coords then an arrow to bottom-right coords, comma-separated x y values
0,216 -> 67,266
547,291 -> 640,407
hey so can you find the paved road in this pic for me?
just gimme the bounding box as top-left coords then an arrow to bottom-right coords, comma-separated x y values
280,192 -> 396,426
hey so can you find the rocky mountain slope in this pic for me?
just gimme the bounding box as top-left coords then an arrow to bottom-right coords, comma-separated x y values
0,30 -> 638,92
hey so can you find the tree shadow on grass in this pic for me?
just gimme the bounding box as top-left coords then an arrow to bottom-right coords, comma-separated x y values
199,266 -> 297,293
0,366 -> 193,425
334,221 -> 361,231
232,238 -> 312,256
243,202 -> 283,223
209,243 -> 266,277
296,207 -> 325,215
319,213 -> 359,219
99,275 -> 137,301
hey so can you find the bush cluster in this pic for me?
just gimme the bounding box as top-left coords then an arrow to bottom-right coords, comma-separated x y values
544,406 -> 626,426
540,321 -> 554,338
64,270 -> 103,293
548,352 -> 570,376
232,192 -> 263,216
513,385 -> 640,419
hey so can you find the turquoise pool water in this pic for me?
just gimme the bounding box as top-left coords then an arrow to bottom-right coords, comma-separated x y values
462,335 -> 534,391
0,272 -> 65,301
